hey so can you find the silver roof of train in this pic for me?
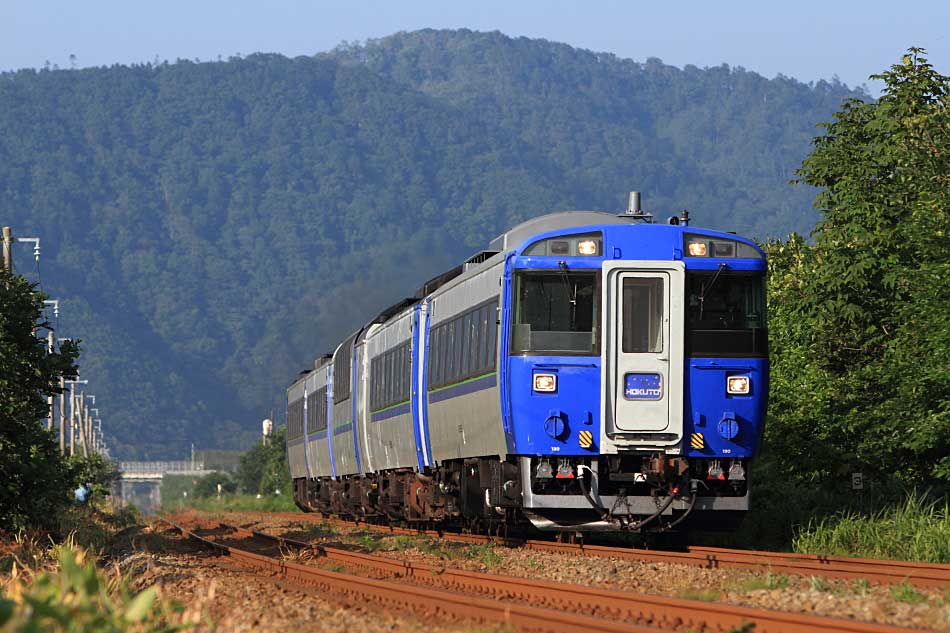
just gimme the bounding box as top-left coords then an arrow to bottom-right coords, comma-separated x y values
487,211 -> 633,252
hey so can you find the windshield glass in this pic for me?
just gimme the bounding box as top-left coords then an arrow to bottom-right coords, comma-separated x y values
686,271 -> 767,357
511,271 -> 600,355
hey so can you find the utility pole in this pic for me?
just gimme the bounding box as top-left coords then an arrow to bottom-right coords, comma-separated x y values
69,393 -> 77,456
47,331 -> 55,431
77,391 -> 88,458
59,376 -> 66,454
64,379 -> 87,456
2,226 -> 12,279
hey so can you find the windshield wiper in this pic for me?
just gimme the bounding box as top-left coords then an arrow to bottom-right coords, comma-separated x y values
699,262 -> 727,320
556,262 -> 577,329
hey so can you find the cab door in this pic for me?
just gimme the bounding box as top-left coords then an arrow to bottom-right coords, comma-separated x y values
603,262 -> 685,444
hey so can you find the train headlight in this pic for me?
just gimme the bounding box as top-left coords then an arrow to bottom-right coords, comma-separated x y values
533,373 -> 557,393
577,239 -> 599,256
687,241 -> 708,257
726,376 -> 750,395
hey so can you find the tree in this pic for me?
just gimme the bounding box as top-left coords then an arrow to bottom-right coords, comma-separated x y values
772,49 -> 950,483
0,271 -> 81,530
235,426 -> 289,495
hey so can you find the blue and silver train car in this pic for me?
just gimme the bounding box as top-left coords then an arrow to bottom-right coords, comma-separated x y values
288,194 -> 768,532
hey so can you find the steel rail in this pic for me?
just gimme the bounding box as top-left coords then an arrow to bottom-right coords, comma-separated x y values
217,521 -> 924,633
267,511 -> 950,589
157,518 -> 657,633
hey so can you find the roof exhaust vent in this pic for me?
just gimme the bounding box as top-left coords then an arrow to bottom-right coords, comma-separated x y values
627,191 -> 641,214
620,190 -> 654,223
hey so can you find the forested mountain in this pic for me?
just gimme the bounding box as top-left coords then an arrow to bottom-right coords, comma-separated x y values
0,29 -> 863,458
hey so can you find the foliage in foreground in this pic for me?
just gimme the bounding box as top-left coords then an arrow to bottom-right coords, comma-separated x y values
0,543 -> 193,632
793,493 -> 950,563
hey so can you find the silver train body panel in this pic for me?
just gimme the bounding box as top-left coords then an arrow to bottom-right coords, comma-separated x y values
330,333 -> 360,476
425,255 -> 506,464
362,311 -> 416,473
304,361 -> 332,479
286,375 -> 308,480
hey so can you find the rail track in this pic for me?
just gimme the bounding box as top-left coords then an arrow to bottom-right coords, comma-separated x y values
255,510 -> 950,589
158,516 -> 927,633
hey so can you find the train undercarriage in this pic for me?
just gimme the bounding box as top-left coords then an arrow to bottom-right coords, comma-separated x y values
294,455 -> 749,533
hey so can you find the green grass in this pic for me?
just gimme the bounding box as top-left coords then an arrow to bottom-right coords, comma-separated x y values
809,575 -> 831,592
739,571 -> 789,591
466,542 -> 502,568
851,579 -> 871,596
889,582 -> 926,604
304,522 -> 338,538
355,533 -> 384,551
793,492 -> 950,563
163,492 -> 296,513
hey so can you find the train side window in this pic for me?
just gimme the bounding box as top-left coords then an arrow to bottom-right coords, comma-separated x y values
457,317 -> 465,381
491,305 -> 498,369
432,325 -> 442,388
373,355 -> 380,409
441,325 -> 449,386
402,343 -> 410,401
479,305 -> 490,373
387,349 -> 395,405
432,326 -> 441,388
469,311 -> 479,377
455,317 -> 464,382
461,312 -> 478,378
317,387 -> 327,431
395,345 -> 403,403
447,320 -> 457,384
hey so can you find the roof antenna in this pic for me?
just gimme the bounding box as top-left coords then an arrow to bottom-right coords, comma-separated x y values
620,191 -> 654,223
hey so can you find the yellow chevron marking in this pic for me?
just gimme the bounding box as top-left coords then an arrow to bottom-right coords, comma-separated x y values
690,433 -> 705,449
578,430 -> 593,448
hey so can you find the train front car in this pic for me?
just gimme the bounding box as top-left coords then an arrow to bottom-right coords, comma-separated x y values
501,208 -> 768,532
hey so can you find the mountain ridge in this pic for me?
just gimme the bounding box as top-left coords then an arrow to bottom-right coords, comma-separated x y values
0,29 -> 863,457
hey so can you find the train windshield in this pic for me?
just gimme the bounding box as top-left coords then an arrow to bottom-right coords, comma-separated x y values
511,270 -> 600,355
686,271 -> 767,357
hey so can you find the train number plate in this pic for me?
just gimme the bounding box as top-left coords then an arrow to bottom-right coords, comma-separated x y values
623,373 -> 663,400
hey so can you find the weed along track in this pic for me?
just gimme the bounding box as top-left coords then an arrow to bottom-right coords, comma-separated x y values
157,516 -> 931,633
258,510 -> 950,590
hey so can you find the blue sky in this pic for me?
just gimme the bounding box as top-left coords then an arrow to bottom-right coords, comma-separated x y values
2,1 -> 948,92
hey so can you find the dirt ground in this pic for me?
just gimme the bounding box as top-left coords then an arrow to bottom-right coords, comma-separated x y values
109,522 -> 508,633
185,510 -> 949,632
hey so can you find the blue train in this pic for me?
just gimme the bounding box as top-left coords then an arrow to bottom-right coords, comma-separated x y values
287,193 -> 768,532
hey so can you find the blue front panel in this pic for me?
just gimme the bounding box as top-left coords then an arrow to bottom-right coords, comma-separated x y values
507,355 -> 601,455
684,357 -> 768,458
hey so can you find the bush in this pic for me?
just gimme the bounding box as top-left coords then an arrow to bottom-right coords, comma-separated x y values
67,454 -> 121,499
192,472 -> 236,499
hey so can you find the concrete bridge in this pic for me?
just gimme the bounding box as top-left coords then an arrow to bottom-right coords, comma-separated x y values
116,460 -> 213,511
